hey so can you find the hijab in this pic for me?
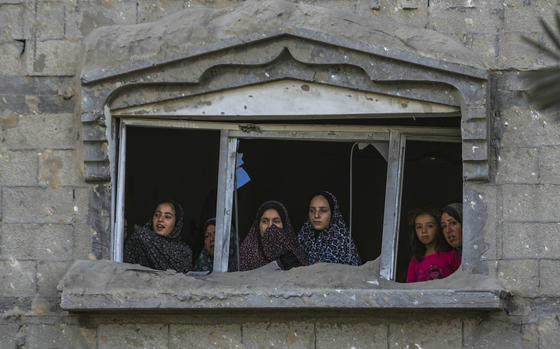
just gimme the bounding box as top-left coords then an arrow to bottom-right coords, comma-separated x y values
298,191 -> 361,265
124,200 -> 192,273
441,203 -> 462,225
239,201 -> 308,271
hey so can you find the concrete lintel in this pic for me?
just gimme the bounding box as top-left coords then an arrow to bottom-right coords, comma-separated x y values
59,260 -> 507,312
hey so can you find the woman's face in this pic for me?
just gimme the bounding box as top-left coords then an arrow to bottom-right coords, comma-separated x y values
308,195 -> 332,231
259,208 -> 283,237
152,202 -> 176,237
415,214 -> 438,247
441,212 -> 462,248
204,224 -> 216,256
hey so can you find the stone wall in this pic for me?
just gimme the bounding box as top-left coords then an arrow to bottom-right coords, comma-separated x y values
1,0 -> 560,348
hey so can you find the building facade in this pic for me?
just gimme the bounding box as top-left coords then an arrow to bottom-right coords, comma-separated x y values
1,0 -> 559,348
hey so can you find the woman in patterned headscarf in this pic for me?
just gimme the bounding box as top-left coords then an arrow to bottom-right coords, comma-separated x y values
239,200 -> 308,271
124,200 -> 192,273
298,191 -> 361,265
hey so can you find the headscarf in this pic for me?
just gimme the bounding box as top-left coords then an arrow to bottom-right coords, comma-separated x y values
441,203 -> 462,225
298,191 -> 361,265
239,201 -> 309,271
124,200 -> 192,273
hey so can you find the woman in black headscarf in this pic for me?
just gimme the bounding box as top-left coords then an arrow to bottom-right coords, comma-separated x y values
440,203 -> 463,252
298,191 -> 361,265
239,200 -> 308,271
124,200 -> 192,273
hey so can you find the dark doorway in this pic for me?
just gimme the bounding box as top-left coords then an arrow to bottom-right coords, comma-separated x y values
395,140 -> 462,282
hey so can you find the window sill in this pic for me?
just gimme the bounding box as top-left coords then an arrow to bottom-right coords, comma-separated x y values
58,260 -> 508,312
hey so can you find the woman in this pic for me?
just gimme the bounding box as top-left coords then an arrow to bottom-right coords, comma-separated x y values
124,200 -> 192,273
194,218 -> 216,272
239,201 -> 308,271
440,203 -> 463,251
406,209 -> 460,283
298,191 -> 361,265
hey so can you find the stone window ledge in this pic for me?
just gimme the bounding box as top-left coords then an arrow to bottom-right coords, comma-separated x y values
58,260 -> 508,312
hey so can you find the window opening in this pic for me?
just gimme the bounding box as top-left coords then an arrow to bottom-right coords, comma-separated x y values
123,126 -> 221,264
235,138 -> 387,263
395,140 -> 462,283
113,118 -> 461,279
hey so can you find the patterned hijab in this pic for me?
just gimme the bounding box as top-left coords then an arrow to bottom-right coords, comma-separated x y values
239,201 -> 308,271
298,191 -> 361,265
124,200 -> 192,273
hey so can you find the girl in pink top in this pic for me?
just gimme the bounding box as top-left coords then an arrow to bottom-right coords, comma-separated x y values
406,210 -> 461,283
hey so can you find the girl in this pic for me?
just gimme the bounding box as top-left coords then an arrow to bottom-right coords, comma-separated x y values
298,191 -> 361,265
239,201 -> 308,271
406,209 -> 460,283
124,200 -> 192,273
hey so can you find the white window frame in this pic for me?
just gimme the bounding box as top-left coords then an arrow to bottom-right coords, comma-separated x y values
111,117 -> 460,280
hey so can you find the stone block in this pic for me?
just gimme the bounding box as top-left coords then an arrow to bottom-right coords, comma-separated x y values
137,0 -> 188,23
463,315 -> 526,348
428,5 -> 502,34
498,259 -> 539,296
383,1 -> 429,28
0,150 -> 38,185
538,314 -> 560,349
499,106 -> 560,148
465,183 -> 498,260
242,321 -> 314,349
0,224 -> 73,260
498,32 -> 543,70
388,318 -> 461,349
0,95 -> 28,114
0,42 -> 26,76
0,3 -> 24,40
24,323 -> 96,349
496,147 -> 539,184
539,260 -> 560,296
64,1 -> 137,39
37,261 -> 72,297
0,259 -> 35,297
39,149 -> 84,188
31,39 -> 81,76
502,185 -> 560,222
0,323 -> 17,349
539,146 -> 560,185
503,223 -> 560,259
72,224 -> 96,260
36,2 -> 65,40
169,324 -> 242,349
315,322 -> 387,349
97,324 -> 168,349
5,114 -> 76,149
73,187 -> 89,225
3,187 -> 75,224
38,95 -> 75,114
460,32 -> 498,68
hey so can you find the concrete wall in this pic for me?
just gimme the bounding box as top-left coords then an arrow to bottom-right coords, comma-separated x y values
1,0 -> 560,348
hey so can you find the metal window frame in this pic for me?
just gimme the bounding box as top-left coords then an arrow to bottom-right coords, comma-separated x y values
111,118 -> 460,278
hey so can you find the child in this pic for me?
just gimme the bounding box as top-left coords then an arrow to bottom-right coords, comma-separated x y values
406,210 -> 460,283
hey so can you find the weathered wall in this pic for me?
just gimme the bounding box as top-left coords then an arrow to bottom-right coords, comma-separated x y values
1,0 -> 559,348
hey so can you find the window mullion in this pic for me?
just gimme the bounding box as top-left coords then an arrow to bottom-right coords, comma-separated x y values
213,131 -> 237,272
113,121 -> 127,262
379,131 -> 406,280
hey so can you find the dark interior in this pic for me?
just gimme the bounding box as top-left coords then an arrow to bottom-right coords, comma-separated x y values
124,126 -> 388,264
236,138 -> 387,263
124,124 -> 461,273
395,140 -> 463,283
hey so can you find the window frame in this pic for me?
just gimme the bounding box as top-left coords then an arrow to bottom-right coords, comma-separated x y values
112,117 -> 460,280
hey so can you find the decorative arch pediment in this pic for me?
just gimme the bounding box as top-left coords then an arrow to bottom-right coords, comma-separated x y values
80,0 -> 491,183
